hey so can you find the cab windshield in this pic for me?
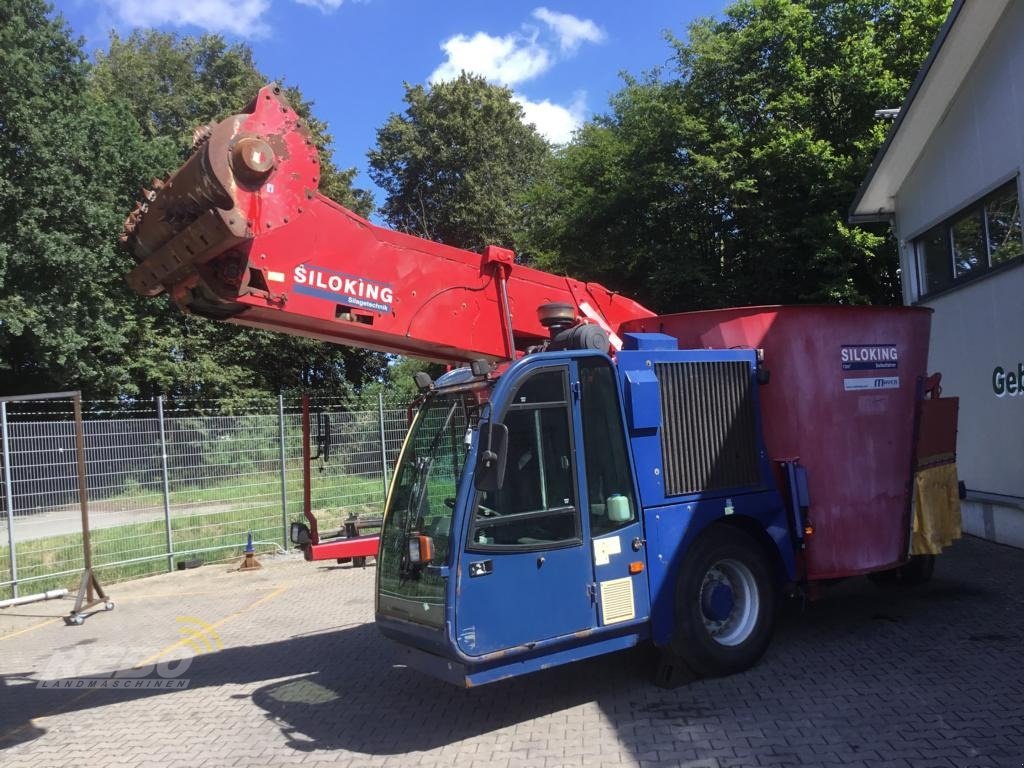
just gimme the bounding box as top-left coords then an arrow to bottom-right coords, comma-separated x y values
377,384 -> 489,625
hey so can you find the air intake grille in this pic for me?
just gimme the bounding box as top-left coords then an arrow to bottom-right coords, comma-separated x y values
656,361 -> 760,496
599,577 -> 636,625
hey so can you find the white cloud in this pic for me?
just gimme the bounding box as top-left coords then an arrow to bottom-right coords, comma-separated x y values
428,11 -> 602,143
293,0 -> 345,11
99,0 -> 271,37
514,92 -> 586,145
531,7 -> 605,53
429,31 -> 552,87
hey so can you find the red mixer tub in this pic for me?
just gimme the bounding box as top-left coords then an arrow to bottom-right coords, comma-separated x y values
624,305 -> 934,580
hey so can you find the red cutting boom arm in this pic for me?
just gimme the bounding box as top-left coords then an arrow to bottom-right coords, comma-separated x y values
123,84 -> 654,361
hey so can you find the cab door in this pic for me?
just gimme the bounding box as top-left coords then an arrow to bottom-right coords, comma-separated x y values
455,363 -> 596,656
574,357 -> 651,627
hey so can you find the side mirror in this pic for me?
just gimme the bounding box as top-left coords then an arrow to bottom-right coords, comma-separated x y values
473,421 -> 508,492
413,371 -> 433,392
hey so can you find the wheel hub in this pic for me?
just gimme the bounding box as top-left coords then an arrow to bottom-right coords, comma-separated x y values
698,558 -> 760,647
701,580 -> 734,622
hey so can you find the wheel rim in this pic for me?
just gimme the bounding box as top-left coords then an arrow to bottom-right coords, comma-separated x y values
699,557 -> 759,647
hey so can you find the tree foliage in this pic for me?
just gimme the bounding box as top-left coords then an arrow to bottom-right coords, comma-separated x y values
368,74 -> 551,252
88,29 -> 383,403
91,31 -> 373,216
528,0 -> 951,312
1,0 -> 955,402
0,0 -> 165,396
0,8 -> 381,402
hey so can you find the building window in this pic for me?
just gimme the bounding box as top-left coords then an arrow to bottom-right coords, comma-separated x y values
951,209 -> 985,278
918,224 -> 953,294
915,179 -> 1023,298
986,184 -> 1023,265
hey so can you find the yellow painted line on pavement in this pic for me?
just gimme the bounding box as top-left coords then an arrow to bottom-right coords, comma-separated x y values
0,587 -> 278,642
133,585 -> 287,669
0,617 -> 61,642
0,584 -> 288,745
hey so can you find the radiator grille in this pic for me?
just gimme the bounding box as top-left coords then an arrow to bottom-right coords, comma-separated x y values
656,361 -> 760,496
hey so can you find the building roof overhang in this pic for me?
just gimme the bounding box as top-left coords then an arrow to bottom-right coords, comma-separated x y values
849,0 -> 1012,223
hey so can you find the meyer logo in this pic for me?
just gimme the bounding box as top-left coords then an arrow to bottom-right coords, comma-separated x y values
844,376 -> 900,391
292,265 -> 393,313
841,344 -> 898,370
36,616 -> 222,690
992,363 -> 1024,397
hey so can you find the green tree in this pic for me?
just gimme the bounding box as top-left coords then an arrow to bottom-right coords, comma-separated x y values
356,357 -> 447,409
88,30 -> 381,402
525,77 -> 724,310
529,0 -> 950,312
0,14 -> 383,401
368,74 -> 551,252
91,30 -> 373,216
0,0 -> 166,397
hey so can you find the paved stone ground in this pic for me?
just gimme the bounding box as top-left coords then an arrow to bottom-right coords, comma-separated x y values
0,536 -> 1022,768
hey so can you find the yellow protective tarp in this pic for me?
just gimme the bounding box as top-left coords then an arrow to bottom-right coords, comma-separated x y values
911,463 -> 962,555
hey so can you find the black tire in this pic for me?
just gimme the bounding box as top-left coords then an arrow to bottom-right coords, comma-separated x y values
670,525 -> 776,678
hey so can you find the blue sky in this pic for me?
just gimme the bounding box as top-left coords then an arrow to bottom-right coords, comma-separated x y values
54,0 -> 728,202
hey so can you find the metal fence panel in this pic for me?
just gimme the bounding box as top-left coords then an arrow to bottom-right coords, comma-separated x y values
0,396 -> 413,600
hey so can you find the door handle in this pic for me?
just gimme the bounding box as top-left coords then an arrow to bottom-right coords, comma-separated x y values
468,560 -> 493,577
632,537 -> 646,551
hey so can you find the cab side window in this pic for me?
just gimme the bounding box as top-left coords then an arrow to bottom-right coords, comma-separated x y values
579,358 -> 638,537
470,369 -> 579,550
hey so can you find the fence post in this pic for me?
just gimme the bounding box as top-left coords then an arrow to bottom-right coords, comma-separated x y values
156,396 -> 174,572
377,392 -> 390,499
1,402 -> 18,598
278,394 -> 288,548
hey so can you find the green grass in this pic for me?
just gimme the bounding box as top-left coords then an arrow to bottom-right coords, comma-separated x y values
110,460 -> 386,511
0,465 -> 390,601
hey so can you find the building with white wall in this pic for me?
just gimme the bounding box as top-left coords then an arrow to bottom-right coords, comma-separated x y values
851,0 -> 1024,547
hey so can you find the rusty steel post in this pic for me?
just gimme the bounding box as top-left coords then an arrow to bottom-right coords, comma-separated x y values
66,393 -> 109,624
72,395 -> 93,602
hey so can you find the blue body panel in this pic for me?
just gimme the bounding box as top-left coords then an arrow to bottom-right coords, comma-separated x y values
379,339 -> 797,682
391,628 -> 647,687
642,493 -> 793,645
450,354 -> 650,657
615,336 -> 796,646
449,355 -> 594,657
455,538 -> 595,655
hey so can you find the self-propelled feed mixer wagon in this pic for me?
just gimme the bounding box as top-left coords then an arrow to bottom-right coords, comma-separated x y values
122,84 -> 962,686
